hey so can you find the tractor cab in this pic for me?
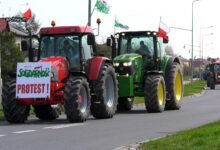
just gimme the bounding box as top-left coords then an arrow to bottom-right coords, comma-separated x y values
111,31 -> 168,72
38,26 -> 95,72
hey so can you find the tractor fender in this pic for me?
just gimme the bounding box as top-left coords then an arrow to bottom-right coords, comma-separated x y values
88,56 -> 111,81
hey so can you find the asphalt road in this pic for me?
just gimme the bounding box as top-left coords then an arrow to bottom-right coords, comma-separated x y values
0,86 -> 220,150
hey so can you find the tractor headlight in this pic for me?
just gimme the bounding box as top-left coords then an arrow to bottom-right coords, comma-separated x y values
113,62 -> 120,67
123,62 -> 132,67
51,66 -> 58,82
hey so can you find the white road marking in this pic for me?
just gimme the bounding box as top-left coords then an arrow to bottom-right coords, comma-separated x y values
13,130 -> 37,134
0,134 -> 6,137
43,123 -> 84,129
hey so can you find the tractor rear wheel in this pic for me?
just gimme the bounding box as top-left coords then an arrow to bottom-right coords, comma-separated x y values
210,78 -> 215,89
117,97 -> 134,111
144,75 -> 166,113
91,64 -> 118,119
64,76 -> 91,123
33,105 -> 59,121
165,63 -> 183,110
2,80 -> 30,123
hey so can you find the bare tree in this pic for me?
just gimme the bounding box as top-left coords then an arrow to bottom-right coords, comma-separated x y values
165,45 -> 175,56
10,11 -> 41,34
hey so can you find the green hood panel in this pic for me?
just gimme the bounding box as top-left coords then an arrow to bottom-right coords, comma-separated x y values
113,53 -> 142,62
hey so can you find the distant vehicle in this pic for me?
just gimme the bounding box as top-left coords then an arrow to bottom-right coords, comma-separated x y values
206,61 -> 220,89
202,65 -> 210,80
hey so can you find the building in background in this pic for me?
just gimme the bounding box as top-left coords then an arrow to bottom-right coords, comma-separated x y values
0,18 -> 28,50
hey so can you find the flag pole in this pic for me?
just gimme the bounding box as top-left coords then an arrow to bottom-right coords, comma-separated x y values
88,0 -> 98,26
88,0 -> 91,26
159,16 -> 162,28
114,15 -> 116,34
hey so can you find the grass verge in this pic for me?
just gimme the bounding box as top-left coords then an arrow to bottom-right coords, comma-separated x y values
184,80 -> 206,97
140,120 -> 220,150
0,109 -> 4,121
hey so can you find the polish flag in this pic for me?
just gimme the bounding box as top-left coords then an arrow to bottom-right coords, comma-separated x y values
158,21 -> 170,40
22,3 -> 32,20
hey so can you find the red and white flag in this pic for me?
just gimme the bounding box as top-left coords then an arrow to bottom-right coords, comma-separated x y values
22,3 -> 32,20
23,8 -> 31,20
158,20 -> 170,40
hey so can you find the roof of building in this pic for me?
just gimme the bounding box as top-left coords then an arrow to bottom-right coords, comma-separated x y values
0,18 -> 28,36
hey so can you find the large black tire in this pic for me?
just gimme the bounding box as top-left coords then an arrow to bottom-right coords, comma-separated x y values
117,97 -> 134,111
144,75 -> 166,113
165,63 -> 183,110
207,76 -> 210,87
2,80 -> 30,123
91,64 -> 118,119
33,105 -> 59,121
64,76 -> 91,123
210,78 -> 215,90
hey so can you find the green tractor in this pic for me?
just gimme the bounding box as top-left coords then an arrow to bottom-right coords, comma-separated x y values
107,31 -> 183,112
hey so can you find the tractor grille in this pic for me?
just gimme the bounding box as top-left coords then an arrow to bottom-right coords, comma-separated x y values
115,63 -> 135,75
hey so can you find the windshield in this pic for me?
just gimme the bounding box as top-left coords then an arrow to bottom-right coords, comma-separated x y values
40,35 -> 80,59
39,35 -> 80,70
214,64 -> 220,71
119,35 -> 154,56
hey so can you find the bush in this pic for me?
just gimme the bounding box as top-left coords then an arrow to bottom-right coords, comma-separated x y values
0,31 -> 25,82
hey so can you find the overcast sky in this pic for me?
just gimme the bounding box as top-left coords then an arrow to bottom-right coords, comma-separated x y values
0,0 -> 219,59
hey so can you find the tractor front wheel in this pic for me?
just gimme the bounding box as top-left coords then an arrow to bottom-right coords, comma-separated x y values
210,78 -> 215,89
207,76 -> 210,87
144,75 -> 166,113
117,97 -> 134,111
33,105 -> 59,121
64,76 -> 91,123
2,80 -> 30,123
91,64 -> 118,119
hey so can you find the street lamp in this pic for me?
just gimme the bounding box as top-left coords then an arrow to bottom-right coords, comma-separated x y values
201,33 -> 213,60
199,26 -> 213,58
199,26 -> 213,79
204,42 -> 213,58
191,0 -> 202,84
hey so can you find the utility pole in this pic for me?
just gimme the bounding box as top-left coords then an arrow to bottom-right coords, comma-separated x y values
191,0 -> 201,84
88,0 -> 92,26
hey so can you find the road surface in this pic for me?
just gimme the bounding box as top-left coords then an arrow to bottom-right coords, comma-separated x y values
0,86 -> 220,150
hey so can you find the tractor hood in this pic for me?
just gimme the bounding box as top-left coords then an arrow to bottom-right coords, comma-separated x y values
113,53 -> 142,63
39,56 -> 68,82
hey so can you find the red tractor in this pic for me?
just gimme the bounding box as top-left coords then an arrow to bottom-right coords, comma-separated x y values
207,60 -> 220,89
2,24 -> 118,123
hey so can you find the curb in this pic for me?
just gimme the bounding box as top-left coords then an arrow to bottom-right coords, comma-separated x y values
113,135 -> 168,150
113,86 -> 207,150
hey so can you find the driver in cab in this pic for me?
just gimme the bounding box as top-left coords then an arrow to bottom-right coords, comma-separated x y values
135,41 -> 151,57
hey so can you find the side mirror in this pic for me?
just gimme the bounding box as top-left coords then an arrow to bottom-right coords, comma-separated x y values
87,34 -> 95,45
106,38 -> 112,47
21,40 -> 29,51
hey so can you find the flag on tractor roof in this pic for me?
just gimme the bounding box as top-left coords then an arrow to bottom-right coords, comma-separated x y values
115,19 -> 129,30
22,3 -> 32,20
158,20 -> 170,40
23,8 -> 32,20
95,0 -> 110,14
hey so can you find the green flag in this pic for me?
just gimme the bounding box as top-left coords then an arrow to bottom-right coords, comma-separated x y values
115,19 -> 129,30
95,0 -> 110,14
